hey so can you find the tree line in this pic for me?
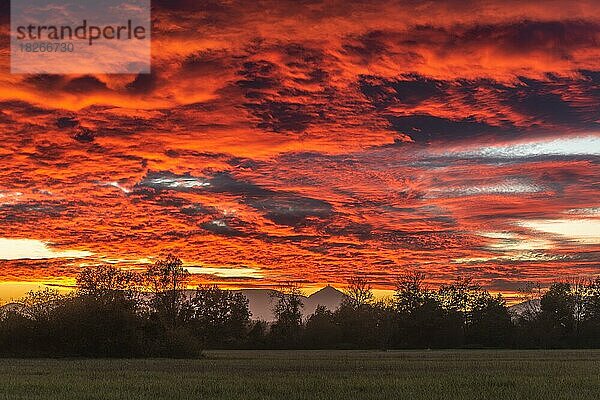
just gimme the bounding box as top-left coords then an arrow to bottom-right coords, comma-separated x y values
1,255 -> 600,357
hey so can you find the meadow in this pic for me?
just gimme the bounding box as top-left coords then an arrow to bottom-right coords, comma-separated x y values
0,350 -> 599,400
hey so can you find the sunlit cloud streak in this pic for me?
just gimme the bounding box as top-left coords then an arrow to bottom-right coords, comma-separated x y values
438,136 -> 600,159
0,239 -> 93,260
517,219 -> 600,245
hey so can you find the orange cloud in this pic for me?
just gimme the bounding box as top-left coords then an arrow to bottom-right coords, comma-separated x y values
0,0 -> 598,300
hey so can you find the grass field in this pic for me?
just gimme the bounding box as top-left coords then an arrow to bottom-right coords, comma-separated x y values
0,350 -> 599,400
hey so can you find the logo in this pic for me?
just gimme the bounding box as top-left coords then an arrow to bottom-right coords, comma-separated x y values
11,0 -> 151,74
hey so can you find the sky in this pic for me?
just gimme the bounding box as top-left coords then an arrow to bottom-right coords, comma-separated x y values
0,0 -> 599,301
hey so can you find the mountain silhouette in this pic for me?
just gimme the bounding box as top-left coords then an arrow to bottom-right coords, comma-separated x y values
507,299 -> 541,319
236,285 -> 346,321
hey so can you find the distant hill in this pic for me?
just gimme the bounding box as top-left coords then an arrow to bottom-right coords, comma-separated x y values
236,289 -> 279,321
237,285 -> 346,321
303,285 -> 347,315
508,299 -> 541,319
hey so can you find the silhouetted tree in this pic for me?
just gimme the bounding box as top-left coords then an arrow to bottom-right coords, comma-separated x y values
392,273 -> 462,348
143,254 -> 201,356
394,272 -> 429,313
335,303 -> 382,348
190,285 -> 251,347
570,278 -> 587,343
343,276 -> 374,309
49,266 -> 146,356
303,305 -> 339,348
77,264 -> 142,304
539,282 -> 575,347
466,292 -> 513,347
18,288 -> 66,323
5,267 -> 600,355
145,254 -> 191,329
49,292 -> 144,357
269,282 -> 304,348
437,276 -> 488,344
332,276 -> 380,348
415,296 -> 463,348
246,320 -> 268,349
584,278 -> 600,320
0,289 -> 67,356
437,276 -> 481,316
581,278 -> 600,346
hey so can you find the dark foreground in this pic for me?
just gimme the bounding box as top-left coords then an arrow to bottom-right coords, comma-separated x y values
0,350 -> 598,400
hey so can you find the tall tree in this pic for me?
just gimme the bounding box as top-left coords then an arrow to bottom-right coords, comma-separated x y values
190,285 -> 251,347
539,282 -> 575,346
394,272 -> 429,313
77,264 -> 142,305
437,276 -> 481,316
145,254 -> 191,329
343,275 -> 373,309
466,292 -> 513,347
581,278 -> 600,346
269,282 -> 304,347
18,288 -> 66,323
304,305 -> 339,348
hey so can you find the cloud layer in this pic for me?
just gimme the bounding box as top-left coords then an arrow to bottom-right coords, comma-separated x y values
0,0 -> 598,296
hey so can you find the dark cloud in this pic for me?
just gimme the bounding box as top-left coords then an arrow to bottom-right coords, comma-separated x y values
249,195 -> 332,226
182,49 -> 231,75
488,279 -> 535,292
388,114 -> 509,143
226,157 -> 262,170
0,0 -> 8,25
200,220 -> 247,237
378,230 -> 468,251
210,173 -> 334,226
458,20 -> 600,57
358,72 -> 600,142
504,77 -> 599,128
180,203 -> 213,216
125,72 -> 158,94
342,29 -> 401,65
0,101 -> 54,117
245,100 -> 317,133
347,20 -> 600,62
233,47 -> 336,133
207,172 -> 271,197
63,76 -> 109,94
154,0 -> 228,13
0,201 -> 67,222
236,60 -> 280,92
24,75 -> 66,91
136,171 -> 333,226
56,117 -> 79,129
360,75 -> 447,108
321,221 -> 373,238
73,127 -> 95,143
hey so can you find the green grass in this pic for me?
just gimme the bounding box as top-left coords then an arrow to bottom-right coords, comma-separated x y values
0,350 -> 599,399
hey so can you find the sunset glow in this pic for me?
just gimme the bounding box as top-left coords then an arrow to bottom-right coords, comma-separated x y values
0,0 -> 599,302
